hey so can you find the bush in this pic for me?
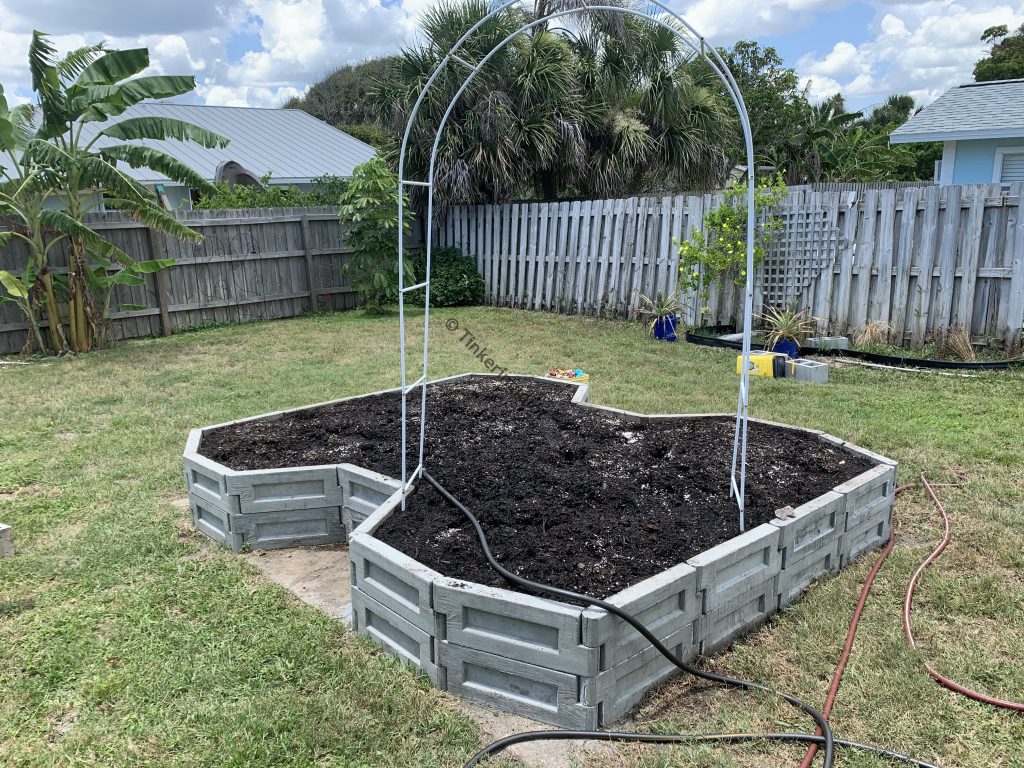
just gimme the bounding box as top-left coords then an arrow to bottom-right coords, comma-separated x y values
195,173 -> 349,209
407,248 -> 483,307
338,158 -> 413,313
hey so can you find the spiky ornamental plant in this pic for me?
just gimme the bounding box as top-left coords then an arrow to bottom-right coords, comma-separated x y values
15,32 -> 228,352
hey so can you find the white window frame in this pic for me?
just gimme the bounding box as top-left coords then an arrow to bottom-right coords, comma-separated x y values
991,146 -> 1024,184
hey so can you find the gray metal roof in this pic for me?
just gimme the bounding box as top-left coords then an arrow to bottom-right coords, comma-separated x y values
1,102 -> 376,185
891,80 -> 1024,144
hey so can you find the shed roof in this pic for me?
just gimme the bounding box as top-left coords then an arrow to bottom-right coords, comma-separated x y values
890,80 -> 1024,144
3,103 -> 377,185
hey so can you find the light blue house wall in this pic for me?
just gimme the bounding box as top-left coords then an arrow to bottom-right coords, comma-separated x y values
948,137 -> 1024,185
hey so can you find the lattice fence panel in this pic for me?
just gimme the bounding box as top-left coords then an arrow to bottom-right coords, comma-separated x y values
760,204 -> 841,309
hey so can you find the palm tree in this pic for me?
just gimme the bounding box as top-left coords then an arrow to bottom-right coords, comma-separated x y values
16,32 -> 228,352
375,0 -> 734,205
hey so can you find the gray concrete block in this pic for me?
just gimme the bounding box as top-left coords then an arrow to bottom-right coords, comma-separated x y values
791,359 -> 829,383
807,336 -> 849,350
189,497 -> 242,551
352,586 -> 440,685
438,642 -> 598,730
840,443 -> 898,468
232,506 -> 344,550
348,531 -> 440,633
340,464 -> 401,508
837,464 -> 896,532
687,523 -> 781,612
698,576 -> 778,655
591,624 -> 697,725
0,523 -> 13,558
582,560 -> 699,670
227,466 -> 344,515
434,578 -> 589,675
350,488 -> 406,538
183,453 -> 236,512
771,491 -> 845,562
840,513 -> 891,567
777,537 -> 842,608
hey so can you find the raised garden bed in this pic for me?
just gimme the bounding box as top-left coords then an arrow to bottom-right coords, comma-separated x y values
184,374 -> 897,729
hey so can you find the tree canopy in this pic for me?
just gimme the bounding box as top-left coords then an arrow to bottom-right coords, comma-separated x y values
974,24 -> 1024,81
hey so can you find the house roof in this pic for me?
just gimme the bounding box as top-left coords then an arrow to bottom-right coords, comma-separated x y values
3,103 -> 377,185
890,80 -> 1024,144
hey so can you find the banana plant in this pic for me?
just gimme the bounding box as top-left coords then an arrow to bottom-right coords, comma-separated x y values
12,32 -> 229,352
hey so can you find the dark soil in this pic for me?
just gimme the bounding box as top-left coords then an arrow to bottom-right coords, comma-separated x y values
201,376 -> 875,598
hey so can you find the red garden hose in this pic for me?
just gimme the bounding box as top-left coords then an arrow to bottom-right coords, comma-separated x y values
796,485 -> 908,768
904,474 -> 1024,712
800,476 -> 1023,768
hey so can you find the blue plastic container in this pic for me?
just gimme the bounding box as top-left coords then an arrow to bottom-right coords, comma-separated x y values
653,314 -> 678,342
772,338 -> 800,359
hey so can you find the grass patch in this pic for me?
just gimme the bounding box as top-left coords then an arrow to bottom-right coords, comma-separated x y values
2,306 -> 1022,768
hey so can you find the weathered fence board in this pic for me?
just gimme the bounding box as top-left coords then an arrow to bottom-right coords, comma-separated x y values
0,206 -> 423,355
439,183 -> 1024,347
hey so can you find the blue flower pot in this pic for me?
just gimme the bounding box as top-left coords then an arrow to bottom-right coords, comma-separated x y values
772,338 -> 800,359
653,314 -> 678,342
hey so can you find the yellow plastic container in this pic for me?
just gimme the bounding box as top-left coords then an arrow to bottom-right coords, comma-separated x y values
736,351 -> 785,378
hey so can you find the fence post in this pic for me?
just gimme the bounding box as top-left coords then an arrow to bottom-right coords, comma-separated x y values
300,214 -> 316,310
146,227 -> 173,337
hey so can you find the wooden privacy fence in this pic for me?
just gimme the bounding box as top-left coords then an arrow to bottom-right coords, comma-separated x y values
438,182 -> 1024,347
0,206 -> 371,355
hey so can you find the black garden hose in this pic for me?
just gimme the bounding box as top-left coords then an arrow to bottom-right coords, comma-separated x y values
683,326 -> 1024,371
462,730 -> 940,768
423,472 -> 940,768
419,472 -> 836,768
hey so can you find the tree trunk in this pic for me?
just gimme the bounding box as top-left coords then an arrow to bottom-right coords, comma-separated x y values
40,269 -> 67,355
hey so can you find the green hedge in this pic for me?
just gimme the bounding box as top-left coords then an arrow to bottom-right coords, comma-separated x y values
408,248 -> 484,307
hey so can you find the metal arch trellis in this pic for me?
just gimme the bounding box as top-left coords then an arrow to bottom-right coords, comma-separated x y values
396,0 -> 758,531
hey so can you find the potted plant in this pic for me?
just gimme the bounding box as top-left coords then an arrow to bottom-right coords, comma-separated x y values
759,306 -> 818,358
638,292 -> 682,341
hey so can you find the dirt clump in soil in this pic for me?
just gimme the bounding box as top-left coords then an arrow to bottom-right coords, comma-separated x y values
201,376 -> 876,598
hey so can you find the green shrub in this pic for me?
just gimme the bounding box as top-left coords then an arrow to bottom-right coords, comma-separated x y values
407,248 -> 484,307
338,158 -> 413,313
195,173 -> 349,209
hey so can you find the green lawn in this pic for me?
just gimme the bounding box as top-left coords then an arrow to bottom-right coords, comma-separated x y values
1,307 -> 1022,768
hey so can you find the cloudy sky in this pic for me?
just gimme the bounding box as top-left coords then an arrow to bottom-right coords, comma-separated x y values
1,0 -> 1022,114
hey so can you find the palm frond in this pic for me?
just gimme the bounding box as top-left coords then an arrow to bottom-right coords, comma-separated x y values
39,208 -> 130,263
100,117 -> 229,149
59,44 -> 108,82
98,144 -> 216,196
101,197 -> 201,243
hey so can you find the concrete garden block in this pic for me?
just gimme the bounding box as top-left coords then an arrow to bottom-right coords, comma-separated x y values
434,578 -> 590,675
837,464 -> 896,531
183,452 -> 236,512
350,488 -> 405,538
437,642 -> 597,730
790,359 -> 829,383
772,491 -> 846,562
807,336 -> 850,350
340,464 -> 402,538
582,560 -> 699,670
227,466 -> 344,515
777,537 -> 843,608
348,531 -> 440,633
591,624 -> 697,724
190,498 -> 242,552
840,513 -> 891,567
698,576 -> 779,655
352,586 -> 440,685
687,523 -> 781,612
230,506 -> 344,550
0,523 -> 13,558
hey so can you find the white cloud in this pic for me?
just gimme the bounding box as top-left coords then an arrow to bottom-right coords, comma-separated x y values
797,1 -> 1024,110
682,0 -> 847,39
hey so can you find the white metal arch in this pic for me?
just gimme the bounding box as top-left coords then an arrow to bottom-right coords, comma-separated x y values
396,0 -> 757,530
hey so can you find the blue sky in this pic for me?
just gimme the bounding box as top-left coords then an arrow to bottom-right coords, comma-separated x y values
1,0 -> 1021,114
